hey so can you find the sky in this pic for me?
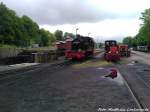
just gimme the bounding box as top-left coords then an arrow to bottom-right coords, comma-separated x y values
1,0 -> 150,42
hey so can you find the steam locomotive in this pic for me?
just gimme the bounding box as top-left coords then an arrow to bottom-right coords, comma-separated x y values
65,35 -> 95,60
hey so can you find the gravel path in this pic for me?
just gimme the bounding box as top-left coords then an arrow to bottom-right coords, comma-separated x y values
0,54 -> 138,112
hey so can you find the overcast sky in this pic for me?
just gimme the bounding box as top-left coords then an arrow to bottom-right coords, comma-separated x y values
2,0 -> 150,42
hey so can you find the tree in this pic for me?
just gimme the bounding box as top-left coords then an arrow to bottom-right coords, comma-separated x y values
122,8 -> 150,47
54,30 -> 63,41
64,32 -> 75,39
132,37 -> 138,47
20,15 -> 40,46
39,29 -> 56,46
0,2 -> 18,45
136,8 -> 150,45
0,2 -> 55,47
122,36 -> 133,47
140,9 -> 150,25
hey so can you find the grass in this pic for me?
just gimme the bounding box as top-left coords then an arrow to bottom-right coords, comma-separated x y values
112,59 -> 129,65
0,44 -> 17,48
72,60 -> 112,69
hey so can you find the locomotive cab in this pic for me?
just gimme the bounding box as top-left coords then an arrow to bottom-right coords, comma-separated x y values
105,40 -> 117,52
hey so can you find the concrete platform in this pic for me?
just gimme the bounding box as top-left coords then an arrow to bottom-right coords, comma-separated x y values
0,63 -> 39,72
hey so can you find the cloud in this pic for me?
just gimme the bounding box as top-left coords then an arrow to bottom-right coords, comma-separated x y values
1,0 -> 150,41
1,0 -> 113,25
2,0 -> 150,25
40,18 -> 141,42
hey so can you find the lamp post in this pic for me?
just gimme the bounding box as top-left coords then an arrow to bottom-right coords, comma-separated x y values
88,33 -> 91,37
76,28 -> 79,38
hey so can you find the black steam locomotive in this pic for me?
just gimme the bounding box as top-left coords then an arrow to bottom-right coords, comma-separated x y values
65,35 -> 95,60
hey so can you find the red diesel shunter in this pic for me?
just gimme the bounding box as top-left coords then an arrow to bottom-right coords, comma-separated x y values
104,40 -> 120,61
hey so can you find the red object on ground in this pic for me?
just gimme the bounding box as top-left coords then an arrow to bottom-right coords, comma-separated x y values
110,69 -> 117,78
105,68 -> 118,79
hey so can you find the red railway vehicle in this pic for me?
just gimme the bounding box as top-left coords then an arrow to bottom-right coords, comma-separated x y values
104,40 -> 120,61
65,38 -> 73,50
119,45 -> 130,57
55,38 -> 73,51
65,35 -> 94,60
55,41 -> 66,51
55,41 -> 66,56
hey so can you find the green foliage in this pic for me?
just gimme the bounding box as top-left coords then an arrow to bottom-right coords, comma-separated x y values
39,29 -> 56,46
136,8 -> 150,46
123,8 -> 150,46
0,2 -> 19,44
64,32 -> 75,39
122,36 -> 133,47
0,2 -> 56,47
140,9 -> 150,25
54,30 -> 63,41
99,43 -> 103,48
0,44 -> 16,48
132,37 -> 137,47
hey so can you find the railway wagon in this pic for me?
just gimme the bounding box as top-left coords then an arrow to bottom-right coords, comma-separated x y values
104,40 -> 120,61
55,41 -> 66,56
137,46 -> 150,52
55,38 -> 73,56
119,45 -> 130,57
65,35 -> 94,60
55,41 -> 66,51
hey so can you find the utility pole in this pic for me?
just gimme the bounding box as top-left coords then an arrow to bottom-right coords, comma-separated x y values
75,28 -> 79,38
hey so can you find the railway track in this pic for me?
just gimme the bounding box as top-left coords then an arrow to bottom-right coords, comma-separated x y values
0,57 -> 102,86
0,51 -> 104,82
118,70 -> 144,110
0,60 -> 71,86
118,65 -> 150,111
136,72 -> 150,90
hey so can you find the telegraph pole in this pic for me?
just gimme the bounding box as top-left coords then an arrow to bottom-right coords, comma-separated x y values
75,28 -> 79,38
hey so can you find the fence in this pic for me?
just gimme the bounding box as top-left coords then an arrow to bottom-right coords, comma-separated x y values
0,49 -> 59,65
32,50 -> 58,63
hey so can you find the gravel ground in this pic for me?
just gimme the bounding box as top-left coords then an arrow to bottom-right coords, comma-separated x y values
118,52 -> 150,111
129,51 -> 150,65
0,63 -> 39,72
0,54 -> 138,112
